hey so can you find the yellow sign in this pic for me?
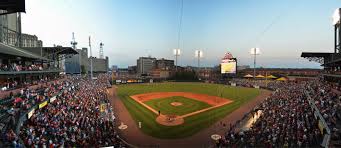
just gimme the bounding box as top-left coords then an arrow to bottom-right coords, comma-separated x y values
39,101 -> 48,109
100,104 -> 106,112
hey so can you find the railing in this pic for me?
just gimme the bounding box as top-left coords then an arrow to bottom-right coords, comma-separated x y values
304,89 -> 330,148
14,87 -> 66,135
0,68 -> 63,75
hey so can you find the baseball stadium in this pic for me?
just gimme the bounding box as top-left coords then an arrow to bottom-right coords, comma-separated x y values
0,1 -> 341,148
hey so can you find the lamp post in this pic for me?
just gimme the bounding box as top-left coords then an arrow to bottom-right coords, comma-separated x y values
250,48 -> 260,80
173,49 -> 181,71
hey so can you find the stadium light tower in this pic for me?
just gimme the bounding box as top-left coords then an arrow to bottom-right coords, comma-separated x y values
332,8 -> 341,53
70,32 -> 80,74
173,49 -> 181,71
195,50 -> 203,70
250,48 -> 261,79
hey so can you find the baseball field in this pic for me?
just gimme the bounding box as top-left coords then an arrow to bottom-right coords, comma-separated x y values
117,82 -> 260,139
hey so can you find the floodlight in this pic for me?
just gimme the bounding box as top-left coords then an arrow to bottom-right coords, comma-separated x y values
195,50 -> 203,57
332,8 -> 341,25
173,49 -> 181,56
250,48 -> 261,55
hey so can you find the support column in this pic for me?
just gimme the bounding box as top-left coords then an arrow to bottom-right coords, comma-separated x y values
335,26 -> 337,53
339,24 -> 341,53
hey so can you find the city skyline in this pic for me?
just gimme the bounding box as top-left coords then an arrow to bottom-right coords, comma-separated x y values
21,0 -> 340,68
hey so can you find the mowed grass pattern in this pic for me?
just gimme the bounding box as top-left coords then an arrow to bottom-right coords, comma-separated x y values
117,82 -> 260,139
144,96 -> 212,116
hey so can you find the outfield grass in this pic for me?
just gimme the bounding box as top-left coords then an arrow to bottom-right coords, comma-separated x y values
144,96 -> 212,116
117,82 -> 260,139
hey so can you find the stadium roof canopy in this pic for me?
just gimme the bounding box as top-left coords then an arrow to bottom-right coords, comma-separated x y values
301,52 -> 334,65
0,0 -> 25,15
0,42 -> 49,61
23,46 -> 78,55
41,46 -> 78,54
300,52 -> 333,58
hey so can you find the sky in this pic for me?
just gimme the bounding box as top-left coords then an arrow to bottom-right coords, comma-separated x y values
21,0 -> 341,68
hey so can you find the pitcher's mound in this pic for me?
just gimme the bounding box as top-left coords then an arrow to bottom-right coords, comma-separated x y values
170,102 -> 183,106
156,114 -> 184,126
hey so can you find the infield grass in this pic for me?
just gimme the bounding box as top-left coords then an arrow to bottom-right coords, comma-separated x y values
144,96 -> 212,116
117,82 -> 261,139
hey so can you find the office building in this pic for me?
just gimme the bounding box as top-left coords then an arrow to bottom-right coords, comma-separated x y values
137,57 -> 156,75
156,58 -> 174,70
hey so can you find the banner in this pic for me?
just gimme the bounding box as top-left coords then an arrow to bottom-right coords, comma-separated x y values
28,109 -> 35,119
39,101 -> 48,109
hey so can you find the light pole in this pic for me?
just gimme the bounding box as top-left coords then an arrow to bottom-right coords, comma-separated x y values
173,49 -> 181,71
89,36 -> 93,80
195,50 -> 203,78
195,50 -> 203,69
250,48 -> 260,80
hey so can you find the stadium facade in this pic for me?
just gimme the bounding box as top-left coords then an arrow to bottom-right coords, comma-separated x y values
0,11 -> 78,89
65,48 -> 109,74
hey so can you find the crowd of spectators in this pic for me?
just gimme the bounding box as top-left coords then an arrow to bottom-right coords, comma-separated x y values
0,78 -> 69,147
1,81 -> 18,91
231,78 -> 287,90
18,75 -> 124,147
1,77 -> 56,92
220,79 -> 341,147
2,75 -> 340,147
308,80 -> 341,146
0,63 -> 48,72
0,74 -> 124,147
